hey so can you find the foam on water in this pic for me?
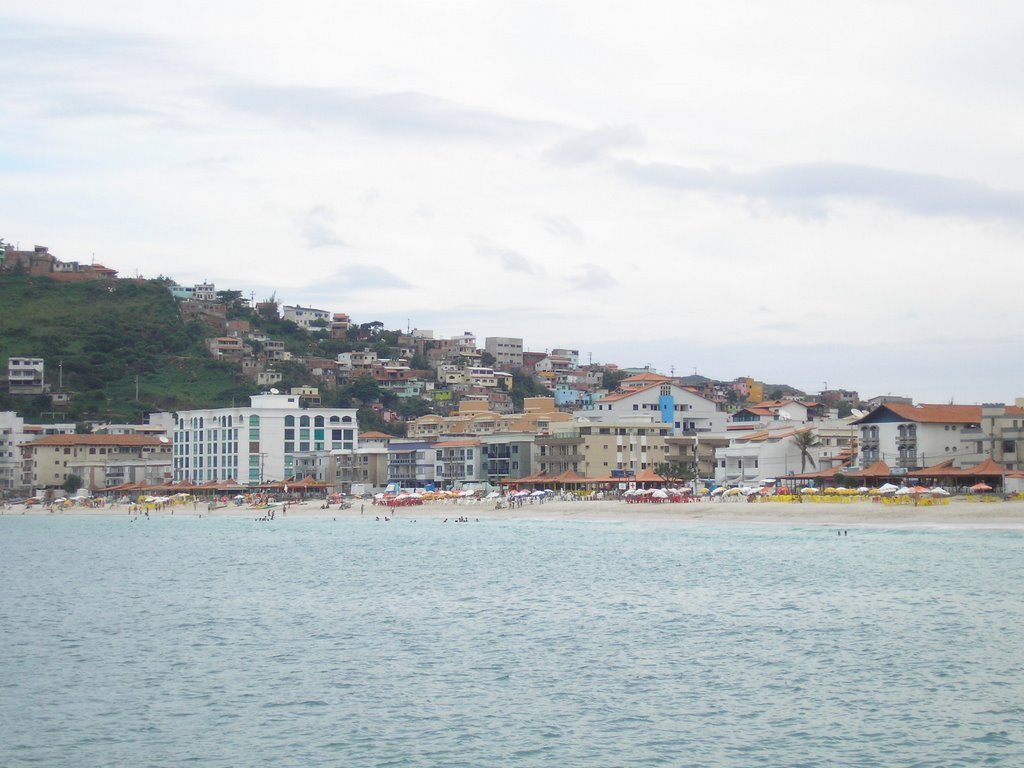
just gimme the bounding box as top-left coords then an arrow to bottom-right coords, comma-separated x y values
2,516 -> 1023,766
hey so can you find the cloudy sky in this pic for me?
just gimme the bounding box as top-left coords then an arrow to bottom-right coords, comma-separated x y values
2,1 -> 1022,403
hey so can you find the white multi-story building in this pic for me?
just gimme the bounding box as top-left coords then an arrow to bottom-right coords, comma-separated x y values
282,305 -> 331,330
714,426 -> 825,486
576,381 -> 725,435
194,282 -> 217,302
7,357 -> 45,394
158,394 -> 358,484
852,403 -> 984,473
0,412 -> 29,494
550,348 -> 580,369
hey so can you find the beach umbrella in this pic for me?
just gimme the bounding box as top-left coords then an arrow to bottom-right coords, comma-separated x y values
911,485 -> 930,495
530,490 -> 545,496
971,482 -> 992,492
651,489 -> 669,498
878,483 -> 899,494
710,487 -> 725,496
930,487 -> 950,496
857,487 -> 871,494
485,491 -> 500,499
800,487 -> 817,495
895,487 -> 912,496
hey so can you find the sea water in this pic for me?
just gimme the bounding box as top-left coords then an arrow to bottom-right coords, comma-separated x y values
2,515 -> 1022,767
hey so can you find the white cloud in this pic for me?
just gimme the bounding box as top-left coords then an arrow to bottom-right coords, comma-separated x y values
2,2 -> 1023,403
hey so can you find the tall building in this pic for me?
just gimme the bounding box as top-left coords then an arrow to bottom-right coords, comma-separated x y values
484,336 -> 524,368
159,394 -> 358,484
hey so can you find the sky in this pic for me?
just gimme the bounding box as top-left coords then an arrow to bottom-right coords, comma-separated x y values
2,1 -> 1022,404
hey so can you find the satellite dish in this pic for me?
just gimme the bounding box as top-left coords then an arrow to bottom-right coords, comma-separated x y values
851,408 -> 865,418
270,388 -> 280,395
159,436 -> 170,443
778,410 -> 792,420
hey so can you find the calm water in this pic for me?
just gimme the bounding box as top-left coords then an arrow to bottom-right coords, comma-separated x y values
2,515 -> 1023,767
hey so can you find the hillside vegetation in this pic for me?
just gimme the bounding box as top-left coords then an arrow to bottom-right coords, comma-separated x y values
0,276 -> 249,421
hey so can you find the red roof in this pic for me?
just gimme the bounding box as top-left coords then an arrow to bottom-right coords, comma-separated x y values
849,460 -> 891,477
856,403 -> 982,425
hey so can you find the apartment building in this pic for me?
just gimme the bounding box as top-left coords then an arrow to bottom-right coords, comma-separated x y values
484,336 -> 524,368
158,393 -> 358,484
21,434 -> 172,491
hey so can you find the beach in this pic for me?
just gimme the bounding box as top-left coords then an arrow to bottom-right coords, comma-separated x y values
7,496 -> 1024,528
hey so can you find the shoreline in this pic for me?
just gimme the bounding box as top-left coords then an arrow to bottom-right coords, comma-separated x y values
5,498 -> 1024,530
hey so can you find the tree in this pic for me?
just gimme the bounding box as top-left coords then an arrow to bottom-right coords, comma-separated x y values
653,462 -> 696,485
792,430 -> 821,473
602,368 -> 628,391
62,474 -> 84,494
479,350 -> 497,367
837,400 -> 854,418
347,375 -> 382,404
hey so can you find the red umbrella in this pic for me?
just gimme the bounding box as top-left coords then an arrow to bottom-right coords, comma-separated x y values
971,482 -> 993,492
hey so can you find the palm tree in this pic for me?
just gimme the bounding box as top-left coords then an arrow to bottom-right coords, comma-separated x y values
792,430 -> 820,473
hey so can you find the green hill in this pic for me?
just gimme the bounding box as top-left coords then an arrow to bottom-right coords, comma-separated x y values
0,275 -> 250,421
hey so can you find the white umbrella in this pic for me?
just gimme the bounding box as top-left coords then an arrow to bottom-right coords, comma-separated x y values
878,483 -> 899,493
800,487 -> 817,495
530,490 -> 545,497
485,491 -> 500,499
651,489 -> 668,498
930,487 -> 950,496
894,487 -> 912,496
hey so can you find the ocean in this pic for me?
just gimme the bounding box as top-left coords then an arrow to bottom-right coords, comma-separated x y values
2,515 -> 1023,767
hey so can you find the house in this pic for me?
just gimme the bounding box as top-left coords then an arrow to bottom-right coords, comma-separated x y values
728,399 -> 827,428
207,337 -> 245,359
7,357 -> 46,395
714,425 -> 824,487
282,305 -> 330,330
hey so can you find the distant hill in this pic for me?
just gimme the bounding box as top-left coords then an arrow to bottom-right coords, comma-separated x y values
0,275 -> 249,421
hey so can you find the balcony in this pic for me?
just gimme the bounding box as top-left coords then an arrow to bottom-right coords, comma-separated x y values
539,437 -> 584,447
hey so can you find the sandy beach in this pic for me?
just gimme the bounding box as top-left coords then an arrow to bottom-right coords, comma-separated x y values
6,497 -> 1024,529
